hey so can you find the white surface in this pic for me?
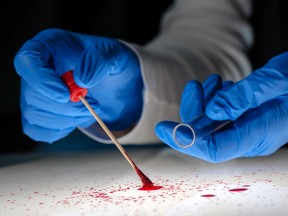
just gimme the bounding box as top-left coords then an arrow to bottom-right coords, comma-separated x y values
1,146 -> 288,216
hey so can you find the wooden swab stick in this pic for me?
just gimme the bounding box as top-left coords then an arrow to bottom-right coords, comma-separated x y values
61,71 -> 162,190
79,95 -> 135,169
61,70 -> 135,168
79,95 -> 163,190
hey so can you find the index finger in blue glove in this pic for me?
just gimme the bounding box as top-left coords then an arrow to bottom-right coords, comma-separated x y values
72,39 -> 143,130
73,39 -> 140,88
202,74 -> 222,105
207,51 -> 288,121
180,80 -> 204,123
180,74 -> 225,123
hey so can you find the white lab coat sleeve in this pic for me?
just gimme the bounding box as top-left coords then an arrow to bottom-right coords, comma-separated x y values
78,0 -> 253,145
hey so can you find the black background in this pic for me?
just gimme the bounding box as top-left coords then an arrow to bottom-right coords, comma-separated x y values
1,0 -> 288,153
0,0 -> 172,153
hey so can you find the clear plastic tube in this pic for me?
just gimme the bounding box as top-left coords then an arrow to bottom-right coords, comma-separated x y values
172,113 -> 231,148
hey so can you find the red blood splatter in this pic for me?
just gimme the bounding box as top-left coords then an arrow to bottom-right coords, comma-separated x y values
124,151 -> 163,191
134,166 -> 163,191
228,188 -> 248,192
138,184 -> 163,191
201,194 -> 216,197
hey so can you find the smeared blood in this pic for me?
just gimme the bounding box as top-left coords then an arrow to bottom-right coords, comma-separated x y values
124,151 -> 162,191
228,188 -> 248,192
201,194 -> 216,197
134,163 -> 163,191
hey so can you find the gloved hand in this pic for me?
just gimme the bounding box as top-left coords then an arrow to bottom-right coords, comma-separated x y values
14,28 -> 143,143
155,74 -> 234,162
156,51 -> 288,163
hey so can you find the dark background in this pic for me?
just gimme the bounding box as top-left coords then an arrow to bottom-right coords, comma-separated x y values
0,0 -> 173,153
1,0 -> 288,153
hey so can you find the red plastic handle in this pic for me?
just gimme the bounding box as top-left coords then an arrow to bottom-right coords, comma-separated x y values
61,71 -> 88,102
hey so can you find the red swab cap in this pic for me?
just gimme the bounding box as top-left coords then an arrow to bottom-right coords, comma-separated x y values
61,70 -> 88,102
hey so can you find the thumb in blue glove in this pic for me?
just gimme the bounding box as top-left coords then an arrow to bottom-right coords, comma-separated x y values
14,28 -> 143,143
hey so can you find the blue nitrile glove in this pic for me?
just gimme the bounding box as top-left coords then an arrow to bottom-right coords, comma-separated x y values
156,52 -> 288,163
155,74 -> 236,163
205,51 -> 288,158
14,28 -> 143,143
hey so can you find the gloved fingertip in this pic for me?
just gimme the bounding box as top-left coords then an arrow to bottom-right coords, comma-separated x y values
155,121 -> 172,137
183,80 -> 201,92
155,121 -> 178,144
180,80 -> 203,122
203,73 -> 221,89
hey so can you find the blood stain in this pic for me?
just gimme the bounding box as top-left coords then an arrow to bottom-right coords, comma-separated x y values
138,184 -> 163,191
201,194 -> 216,198
125,151 -> 163,191
134,166 -> 163,191
228,188 -> 248,192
